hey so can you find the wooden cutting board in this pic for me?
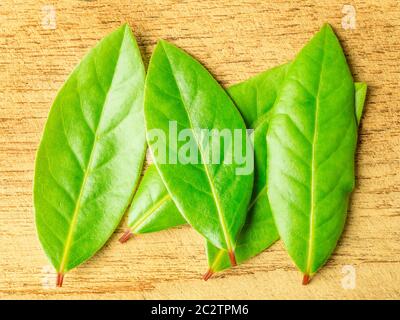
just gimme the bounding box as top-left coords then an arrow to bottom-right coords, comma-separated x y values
0,0 -> 399,299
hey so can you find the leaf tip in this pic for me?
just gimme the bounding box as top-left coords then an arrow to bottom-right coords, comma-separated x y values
228,251 -> 237,267
119,230 -> 133,243
322,22 -> 332,29
321,23 -> 336,39
56,273 -> 64,287
121,22 -> 129,30
157,39 -> 170,50
202,269 -> 214,281
302,274 -> 311,285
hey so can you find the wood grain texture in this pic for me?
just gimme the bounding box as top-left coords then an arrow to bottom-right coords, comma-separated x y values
0,0 -> 399,299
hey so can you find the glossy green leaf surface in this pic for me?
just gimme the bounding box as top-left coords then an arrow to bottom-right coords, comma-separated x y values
144,40 -> 254,261
34,25 -> 147,282
266,24 -> 357,280
125,165 -> 186,236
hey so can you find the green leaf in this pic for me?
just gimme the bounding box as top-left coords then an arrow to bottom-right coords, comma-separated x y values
119,165 -> 186,242
266,24 -> 357,283
144,40 -> 254,263
34,25 -> 147,285
355,82 -> 367,124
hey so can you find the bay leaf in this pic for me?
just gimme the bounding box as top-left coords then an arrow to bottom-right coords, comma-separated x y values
266,24 -> 358,284
34,24 -> 147,286
144,40 -> 254,264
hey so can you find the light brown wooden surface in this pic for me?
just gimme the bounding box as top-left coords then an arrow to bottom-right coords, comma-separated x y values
0,0 -> 399,300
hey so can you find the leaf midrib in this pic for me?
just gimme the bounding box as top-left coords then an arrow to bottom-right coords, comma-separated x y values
160,42 -> 234,252
306,29 -> 327,276
210,249 -> 226,271
129,194 -> 171,233
58,27 -> 127,273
